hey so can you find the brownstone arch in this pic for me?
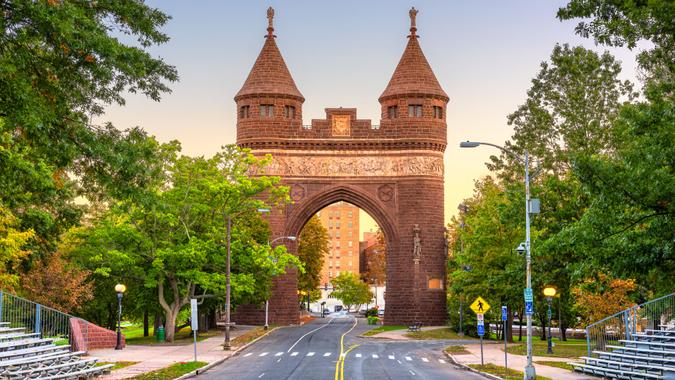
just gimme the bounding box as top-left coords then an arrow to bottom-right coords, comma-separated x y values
232,8 -> 449,326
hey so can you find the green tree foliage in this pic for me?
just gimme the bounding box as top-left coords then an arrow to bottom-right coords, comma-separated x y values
362,229 -> 386,286
0,206 -> 33,291
297,215 -> 328,295
71,146 -> 300,341
330,272 -> 373,312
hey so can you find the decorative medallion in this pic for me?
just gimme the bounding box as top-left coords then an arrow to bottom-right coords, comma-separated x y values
290,184 -> 306,202
377,184 -> 394,202
331,115 -> 351,136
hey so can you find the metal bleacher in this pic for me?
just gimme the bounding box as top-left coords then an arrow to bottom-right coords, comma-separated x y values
0,323 -> 112,380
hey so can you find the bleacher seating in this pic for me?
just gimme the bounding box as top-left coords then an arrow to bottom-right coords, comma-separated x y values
0,322 -> 112,380
571,324 -> 675,379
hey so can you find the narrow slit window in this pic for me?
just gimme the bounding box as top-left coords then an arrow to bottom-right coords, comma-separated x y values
408,104 -> 423,117
239,105 -> 250,119
433,106 -> 443,119
388,106 -> 398,119
284,105 -> 295,119
260,104 -> 274,118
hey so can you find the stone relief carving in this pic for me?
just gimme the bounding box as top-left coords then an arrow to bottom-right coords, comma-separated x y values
331,115 -> 351,136
290,184 -> 305,201
377,184 -> 394,202
413,224 -> 421,264
264,155 -> 443,177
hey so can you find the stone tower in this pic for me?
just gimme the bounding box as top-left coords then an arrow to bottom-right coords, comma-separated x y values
234,8 -> 449,326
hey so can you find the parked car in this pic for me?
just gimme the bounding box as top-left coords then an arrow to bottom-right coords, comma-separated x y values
322,309 -> 331,316
334,305 -> 343,312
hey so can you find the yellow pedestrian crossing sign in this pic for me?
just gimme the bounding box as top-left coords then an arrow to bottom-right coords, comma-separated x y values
470,297 -> 490,314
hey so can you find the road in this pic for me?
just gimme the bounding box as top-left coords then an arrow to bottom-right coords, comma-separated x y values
199,315 -> 485,380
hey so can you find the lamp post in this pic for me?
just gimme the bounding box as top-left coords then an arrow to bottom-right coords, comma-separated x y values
114,284 -> 126,350
224,215 -> 233,350
264,235 -> 296,330
460,140 -> 538,380
458,265 -> 472,336
543,286 -> 557,354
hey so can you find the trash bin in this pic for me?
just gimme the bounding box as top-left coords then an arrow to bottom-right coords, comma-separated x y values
156,326 -> 165,342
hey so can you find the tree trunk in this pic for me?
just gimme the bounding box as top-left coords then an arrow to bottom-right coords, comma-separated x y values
518,309 -> 523,342
164,310 -> 177,342
154,311 -> 161,334
561,320 -> 568,341
143,310 -> 149,337
507,311 -> 514,343
540,313 -> 547,340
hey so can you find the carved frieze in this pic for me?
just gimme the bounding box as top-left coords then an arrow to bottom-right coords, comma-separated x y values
263,155 -> 443,178
331,115 -> 351,136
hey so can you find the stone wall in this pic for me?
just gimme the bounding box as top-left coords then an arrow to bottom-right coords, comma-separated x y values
69,318 -> 124,351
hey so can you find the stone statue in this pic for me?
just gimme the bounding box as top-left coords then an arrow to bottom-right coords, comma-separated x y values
413,224 -> 421,263
267,7 -> 275,29
409,7 -> 418,29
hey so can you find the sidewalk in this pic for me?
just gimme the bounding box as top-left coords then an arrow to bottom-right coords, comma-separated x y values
91,326 -> 256,379
451,342 -> 594,380
368,325 -> 448,340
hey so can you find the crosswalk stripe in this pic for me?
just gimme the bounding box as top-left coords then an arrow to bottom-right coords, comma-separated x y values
243,353 -> 252,357
388,355 -> 395,360
372,354 -> 379,359
439,359 -> 446,363
274,352 -> 283,356
421,357 -> 429,362
259,352 -> 268,357
323,352 -> 332,357
307,352 -> 315,356
290,352 -> 299,356
405,356 -> 412,361
355,353 -> 362,358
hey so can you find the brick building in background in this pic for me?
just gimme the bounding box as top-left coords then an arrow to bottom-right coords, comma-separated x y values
316,202 -> 360,287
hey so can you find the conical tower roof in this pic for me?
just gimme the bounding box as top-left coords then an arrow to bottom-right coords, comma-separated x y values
235,7 -> 304,101
379,8 -> 448,102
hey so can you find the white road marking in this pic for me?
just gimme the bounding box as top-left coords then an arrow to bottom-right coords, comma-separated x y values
286,319 -> 335,353
421,357 -> 429,362
388,355 -> 395,360
276,358 -> 281,363
340,353 -> 346,357
274,352 -> 284,356
405,356 -> 412,361
323,352 -> 332,357
439,359 -> 446,363
355,353 -> 362,358
307,352 -> 315,356
259,352 -> 268,357
243,353 -> 252,357
372,354 -> 379,359
409,370 -> 416,376
397,360 -> 402,364
258,373 -> 265,378
290,352 -> 299,357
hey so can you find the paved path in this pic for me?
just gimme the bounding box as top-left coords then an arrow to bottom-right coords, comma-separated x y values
199,316 -> 484,380
91,326 -> 254,379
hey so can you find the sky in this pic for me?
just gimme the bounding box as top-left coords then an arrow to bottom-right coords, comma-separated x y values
100,1 -> 641,234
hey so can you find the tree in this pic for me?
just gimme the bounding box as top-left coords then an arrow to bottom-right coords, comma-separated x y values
574,273 -> 637,325
0,206 -> 33,291
330,272 -> 373,312
297,216 -> 328,296
362,229 -> 386,285
72,146 -> 301,341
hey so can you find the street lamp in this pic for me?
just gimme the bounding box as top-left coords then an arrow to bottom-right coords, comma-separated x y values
543,286 -> 557,354
458,265 -> 472,336
460,140 -> 539,380
114,284 -> 126,350
264,235 -> 296,330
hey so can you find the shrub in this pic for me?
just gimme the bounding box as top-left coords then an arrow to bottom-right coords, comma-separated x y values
365,308 -> 379,318
367,316 -> 380,325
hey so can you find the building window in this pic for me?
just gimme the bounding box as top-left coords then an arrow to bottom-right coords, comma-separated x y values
348,241 -> 353,248
388,106 -> 398,119
336,241 -> 340,247
347,221 -> 353,228
335,231 -> 340,238
408,104 -> 423,117
335,211 -> 341,218
348,211 -> 353,218
328,221 -> 332,228
329,261 -> 333,268
239,105 -> 250,119
348,230 -> 352,237
433,106 -> 443,119
329,271 -> 333,277
336,270 -> 340,276
284,105 -> 296,119
260,104 -> 274,118
336,222 -> 341,228
348,251 -> 352,256
349,261 -> 352,267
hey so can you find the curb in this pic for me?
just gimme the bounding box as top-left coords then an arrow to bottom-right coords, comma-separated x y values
175,327 -> 279,380
443,350 -> 503,380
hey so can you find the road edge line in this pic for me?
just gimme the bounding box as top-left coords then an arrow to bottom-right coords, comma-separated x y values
443,350 -> 503,380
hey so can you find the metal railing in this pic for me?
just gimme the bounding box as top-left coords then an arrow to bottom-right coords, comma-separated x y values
0,290 -> 88,350
585,292 -> 674,357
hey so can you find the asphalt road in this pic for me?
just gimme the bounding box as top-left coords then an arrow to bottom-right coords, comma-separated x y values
199,315 -> 485,380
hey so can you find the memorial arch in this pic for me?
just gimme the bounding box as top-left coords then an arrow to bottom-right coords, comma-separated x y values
233,7 -> 449,326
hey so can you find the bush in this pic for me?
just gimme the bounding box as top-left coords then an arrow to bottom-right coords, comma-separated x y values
367,316 -> 380,325
365,308 -> 379,318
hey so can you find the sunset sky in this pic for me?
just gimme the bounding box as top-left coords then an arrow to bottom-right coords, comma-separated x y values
100,1 -> 641,233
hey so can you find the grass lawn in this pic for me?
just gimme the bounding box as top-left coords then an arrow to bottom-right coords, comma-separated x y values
506,338 -> 587,358
130,361 -> 207,380
231,326 -> 270,347
96,361 -> 139,370
405,327 -> 478,340
444,345 -> 471,355
469,364 -> 552,380
534,360 -> 575,371
124,324 -> 221,345
362,325 -> 406,336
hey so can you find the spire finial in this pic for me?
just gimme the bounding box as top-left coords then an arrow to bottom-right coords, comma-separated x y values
266,6 -> 275,38
409,7 -> 418,37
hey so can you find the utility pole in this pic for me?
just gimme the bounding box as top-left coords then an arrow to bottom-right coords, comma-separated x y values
224,215 -> 232,350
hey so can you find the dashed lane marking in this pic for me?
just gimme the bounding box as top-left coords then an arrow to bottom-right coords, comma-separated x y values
355,353 -> 362,358
405,356 -> 412,361
274,352 -> 284,356
439,359 -> 446,363
372,354 -> 379,359
388,355 -> 395,360
307,352 -> 315,357
243,353 -> 252,357
258,373 -> 265,378
290,352 -> 299,356
421,357 -> 429,362
259,352 -> 268,357
324,352 -> 332,357
397,360 -> 402,364
409,370 -> 416,376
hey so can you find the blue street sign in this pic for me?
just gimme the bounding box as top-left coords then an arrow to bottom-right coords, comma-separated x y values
477,324 -> 485,336
547,308 -> 552,319
524,288 -> 533,302
501,306 -> 507,321
525,301 -> 534,316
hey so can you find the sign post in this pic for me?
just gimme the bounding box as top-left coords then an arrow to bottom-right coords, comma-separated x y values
470,297 -> 491,367
502,306 -> 508,376
191,299 -> 198,362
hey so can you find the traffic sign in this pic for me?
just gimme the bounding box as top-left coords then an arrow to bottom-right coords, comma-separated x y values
524,288 -> 533,302
477,324 -> 485,336
501,306 -> 507,321
525,301 -> 534,316
477,313 -> 484,321
470,297 -> 491,314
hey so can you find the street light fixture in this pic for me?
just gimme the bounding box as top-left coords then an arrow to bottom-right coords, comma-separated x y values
543,286 -> 557,354
460,140 -> 539,380
114,284 -> 126,350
